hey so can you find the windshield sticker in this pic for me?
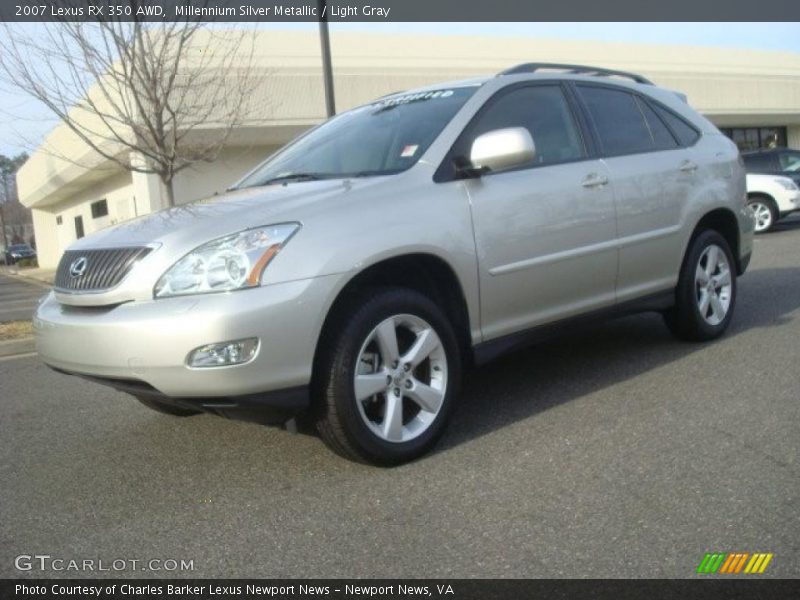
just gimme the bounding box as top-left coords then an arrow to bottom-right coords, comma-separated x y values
401,145 -> 419,158
373,89 -> 455,110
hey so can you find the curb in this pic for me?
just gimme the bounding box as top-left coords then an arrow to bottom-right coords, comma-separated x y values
0,336 -> 35,358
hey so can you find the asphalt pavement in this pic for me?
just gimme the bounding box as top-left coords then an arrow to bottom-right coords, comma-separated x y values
1,217 -> 799,579
0,271 -> 47,322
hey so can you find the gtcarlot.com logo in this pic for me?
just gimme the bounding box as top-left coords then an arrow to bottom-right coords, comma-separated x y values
697,552 -> 773,574
15,554 -> 194,572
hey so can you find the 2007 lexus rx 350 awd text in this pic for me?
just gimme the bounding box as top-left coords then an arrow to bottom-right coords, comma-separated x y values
34,64 -> 754,465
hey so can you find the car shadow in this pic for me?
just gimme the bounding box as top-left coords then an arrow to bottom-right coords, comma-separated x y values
765,214 -> 800,234
45,267 -> 800,472
434,266 -> 800,454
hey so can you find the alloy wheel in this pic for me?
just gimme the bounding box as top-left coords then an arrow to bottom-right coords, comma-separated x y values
353,314 -> 448,443
694,244 -> 732,326
749,201 -> 773,233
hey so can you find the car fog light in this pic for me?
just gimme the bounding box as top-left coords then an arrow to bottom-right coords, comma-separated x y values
187,338 -> 259,368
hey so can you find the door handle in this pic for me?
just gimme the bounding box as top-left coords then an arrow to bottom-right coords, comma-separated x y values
680,160 -> 698,173
581,173 -> 609,188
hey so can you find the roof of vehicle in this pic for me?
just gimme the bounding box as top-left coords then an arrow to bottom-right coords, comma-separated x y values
391,66 -> 658,98
743,147 -> 793,155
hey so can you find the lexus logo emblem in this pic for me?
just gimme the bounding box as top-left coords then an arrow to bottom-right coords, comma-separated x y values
69,256 -> 88,278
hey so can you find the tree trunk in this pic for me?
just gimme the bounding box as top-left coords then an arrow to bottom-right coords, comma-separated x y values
0,204 -> 7,249
162,177 -> 175,208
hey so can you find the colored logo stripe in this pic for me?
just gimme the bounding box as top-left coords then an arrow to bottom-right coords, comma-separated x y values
744,553 -> 773,574
697,552 -> 773,574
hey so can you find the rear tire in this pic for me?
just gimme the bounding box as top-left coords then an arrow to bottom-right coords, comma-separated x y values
747,196 -> 776,233
664,230 -> 737,342
314,287 -> 461,466
136,396 -> 202,417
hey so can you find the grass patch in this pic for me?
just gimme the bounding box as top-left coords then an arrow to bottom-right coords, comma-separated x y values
14,258 -> 39,268
0,320 -> 33,340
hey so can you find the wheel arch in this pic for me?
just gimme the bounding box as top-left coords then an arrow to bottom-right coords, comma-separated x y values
747,191 -> 778,210
689,207 -> 744,274
311,253 -> 475,387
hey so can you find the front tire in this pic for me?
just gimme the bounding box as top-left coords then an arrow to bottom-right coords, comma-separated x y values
664,230 -> 737,341
314,287 -> 462,466
747,196 -> 776,233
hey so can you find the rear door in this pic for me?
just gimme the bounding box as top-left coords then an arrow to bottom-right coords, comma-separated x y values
574,84 -> 697,303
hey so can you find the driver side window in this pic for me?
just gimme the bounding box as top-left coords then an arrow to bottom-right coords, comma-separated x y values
461,85 -> 586,171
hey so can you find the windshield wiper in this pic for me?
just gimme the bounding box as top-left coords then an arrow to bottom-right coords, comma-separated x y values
259,173 -> 327,186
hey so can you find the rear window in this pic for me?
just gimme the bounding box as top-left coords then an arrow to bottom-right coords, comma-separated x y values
635,98 -> 679,150
577,85 -> 658,156
743,153 -> 777,172
652,104 -> 700,147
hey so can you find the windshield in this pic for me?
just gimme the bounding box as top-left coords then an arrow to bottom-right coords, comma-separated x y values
779,152 -> 800,173
236,86 -> 479,188
10,245 -> 31,252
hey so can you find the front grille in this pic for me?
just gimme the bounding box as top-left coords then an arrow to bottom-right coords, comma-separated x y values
55,247 -> 152,292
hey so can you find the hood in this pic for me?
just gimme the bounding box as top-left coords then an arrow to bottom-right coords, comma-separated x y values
69,176 -> 390,254
53,175 -> 398,306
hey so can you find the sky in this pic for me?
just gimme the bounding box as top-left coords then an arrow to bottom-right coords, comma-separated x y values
1,22 -> 798,158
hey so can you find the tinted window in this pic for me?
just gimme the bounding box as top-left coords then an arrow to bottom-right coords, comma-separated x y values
238,86 -> 478,187
652,105 -> 700,146
459,85 -> 584,169
635,98 -> 678,150
743,153 -> 778,172
779,151 -> 800,173
91,199 -> 108,219
577,86 -> 655,155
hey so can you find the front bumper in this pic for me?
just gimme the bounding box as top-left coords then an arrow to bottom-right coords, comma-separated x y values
779,191 -> 800,216
34,275 -> 340,403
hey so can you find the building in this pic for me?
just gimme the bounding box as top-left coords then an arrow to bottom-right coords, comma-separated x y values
17,31 -> 800,269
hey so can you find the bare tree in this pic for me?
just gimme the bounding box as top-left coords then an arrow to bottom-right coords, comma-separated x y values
0,17 -> 259,207
0,153 -> 29,248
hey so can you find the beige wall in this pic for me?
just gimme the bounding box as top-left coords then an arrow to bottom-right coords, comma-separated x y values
15,31 -> 800,269
171,145 -> 276,205
36,171 -> 134,268
19,31 -> 800,212
33,147 -> 274,268
788,126 -> 800,150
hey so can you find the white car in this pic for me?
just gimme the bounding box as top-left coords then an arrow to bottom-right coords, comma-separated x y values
746,173 -> 800,232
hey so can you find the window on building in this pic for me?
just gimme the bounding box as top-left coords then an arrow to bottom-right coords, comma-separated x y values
576,85 -> 657,156
90,199 -> 109,219
56,216 -> 63,225
720,127 -> 787,151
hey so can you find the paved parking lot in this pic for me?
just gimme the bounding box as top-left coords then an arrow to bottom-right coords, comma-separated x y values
0,271 -> 46,322
1,218 -> 799,579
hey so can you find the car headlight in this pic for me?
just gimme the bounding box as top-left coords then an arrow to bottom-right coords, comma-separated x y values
776,177 -> 799,191
154,223 -> 300,298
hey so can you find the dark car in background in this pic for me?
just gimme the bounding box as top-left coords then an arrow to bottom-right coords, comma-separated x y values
742,147 -> 800,184
4,244 -> 37,265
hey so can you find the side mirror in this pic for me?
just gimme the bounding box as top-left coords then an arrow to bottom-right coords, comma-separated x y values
468,127 -> 536,174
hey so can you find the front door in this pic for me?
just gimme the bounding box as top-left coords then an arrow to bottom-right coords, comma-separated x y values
451,84 -> 619,340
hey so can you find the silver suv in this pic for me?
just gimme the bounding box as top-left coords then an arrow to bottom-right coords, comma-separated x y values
34,64 -> 754,465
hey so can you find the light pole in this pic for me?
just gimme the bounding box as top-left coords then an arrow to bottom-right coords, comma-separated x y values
317,0 -> 336,117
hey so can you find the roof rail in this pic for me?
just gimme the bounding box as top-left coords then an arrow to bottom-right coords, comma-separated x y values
498,63 -> 654,85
